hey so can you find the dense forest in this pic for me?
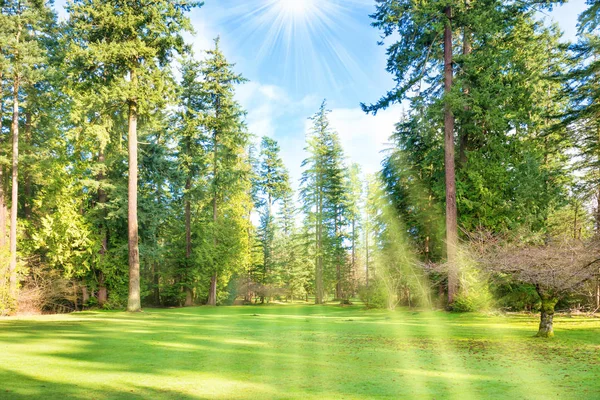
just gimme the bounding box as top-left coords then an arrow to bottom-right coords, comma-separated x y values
0,0 -> 599,339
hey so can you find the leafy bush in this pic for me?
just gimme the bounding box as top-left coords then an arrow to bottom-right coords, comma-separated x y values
358,281 -> 390,309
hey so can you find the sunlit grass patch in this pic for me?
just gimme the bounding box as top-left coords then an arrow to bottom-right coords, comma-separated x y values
1,305 -> 599,399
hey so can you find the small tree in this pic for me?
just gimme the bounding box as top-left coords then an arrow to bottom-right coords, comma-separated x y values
478,236 -> 600,338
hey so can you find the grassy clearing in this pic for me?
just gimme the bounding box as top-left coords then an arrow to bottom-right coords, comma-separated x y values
1,304 -> 599,399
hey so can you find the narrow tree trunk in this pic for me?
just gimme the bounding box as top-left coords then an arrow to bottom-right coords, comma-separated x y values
97,271 -> 107,305
8,76 -> 20,303
127,70 -> 141,312
184,174 -> 193,306
82,286 -> 89,305
207,127 -> 219,306
153,262 -> 160,306
97,151 -> 108,306
208,272 -> 217,306
335,215 -> 341,300
0,70 -> 7,253
0,69 -> 7,297
458,11 -> 472,166
23,111 -> 32,220
245,209 -> 253,303
596,278 -> 600,310
573,202 -> 579,240
444,6 -> 458,306
315,189 -> 323,304
536,290 -> 558,338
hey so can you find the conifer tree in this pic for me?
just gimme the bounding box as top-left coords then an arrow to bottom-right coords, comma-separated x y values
301,101 -> 350,303
176,57 -> 206,306
256,136 -> 290,300
197,38 -> 248,306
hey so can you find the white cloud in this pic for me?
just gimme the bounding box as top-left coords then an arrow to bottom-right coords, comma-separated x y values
329,105 -> 403,175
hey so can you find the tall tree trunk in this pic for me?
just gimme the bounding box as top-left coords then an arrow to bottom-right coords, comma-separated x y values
153,266 -> 161,306
127,70 -> 141,312
444,6 -> 458,306
184,173 -> 193,306
245,209 -> 253,303
315,188 -> 323,304
536,287 -> 558,338
458,6 -> 471,165
97,151 -> 108,306
23,111 -> 32,220
0,69 -> 7,290
8,76 -> 20,304
208,128 -> 219,306
365,211 -> 369,290
335,214 -> 341,300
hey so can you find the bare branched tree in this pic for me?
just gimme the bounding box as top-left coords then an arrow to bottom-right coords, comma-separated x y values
473,232 -> 600,337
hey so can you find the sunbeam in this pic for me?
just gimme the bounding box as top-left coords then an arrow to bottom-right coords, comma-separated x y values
220,0 -> 372,92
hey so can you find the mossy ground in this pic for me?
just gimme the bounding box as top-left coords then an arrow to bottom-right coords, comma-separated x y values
1,304 -> 599,399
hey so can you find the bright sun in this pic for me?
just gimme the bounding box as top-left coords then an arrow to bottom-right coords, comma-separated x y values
276,0 -> 317,18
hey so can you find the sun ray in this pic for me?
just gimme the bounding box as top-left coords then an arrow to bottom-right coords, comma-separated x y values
220,0 -> 373,92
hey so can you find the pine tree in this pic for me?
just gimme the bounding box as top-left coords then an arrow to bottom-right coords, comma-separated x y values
176,56 -> 206,306
301,100 -> 350,303
256,136 -> 290,301
197,38 -> 249,306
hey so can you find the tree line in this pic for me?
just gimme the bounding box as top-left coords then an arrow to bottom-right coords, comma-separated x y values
0,0 -> 599,340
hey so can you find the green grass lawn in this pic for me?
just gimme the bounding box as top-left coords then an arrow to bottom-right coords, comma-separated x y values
1,304 -> 600,399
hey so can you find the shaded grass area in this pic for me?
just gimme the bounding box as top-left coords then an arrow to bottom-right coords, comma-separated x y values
1,305 -> 600,399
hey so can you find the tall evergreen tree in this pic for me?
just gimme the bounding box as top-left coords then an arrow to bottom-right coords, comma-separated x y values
197,38 -> 249,306
256,136 -> 290,300
301,100 -> 350,303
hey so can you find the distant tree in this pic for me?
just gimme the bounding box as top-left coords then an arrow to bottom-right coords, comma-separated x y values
301,101 -> 350,304
196,38 -> 249,306
256,136 -> 290,300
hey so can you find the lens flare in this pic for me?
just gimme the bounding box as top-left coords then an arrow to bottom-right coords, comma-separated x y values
275,0 -> 317,19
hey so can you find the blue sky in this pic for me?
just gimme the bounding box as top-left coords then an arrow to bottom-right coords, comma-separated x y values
54,0 -> 589,188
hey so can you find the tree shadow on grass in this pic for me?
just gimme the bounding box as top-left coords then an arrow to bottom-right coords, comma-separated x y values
1,305 -> 600,399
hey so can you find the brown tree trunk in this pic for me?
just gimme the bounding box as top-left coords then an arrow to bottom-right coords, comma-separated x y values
127,70 -> 141,312
8,76 -> 20,304
444,6 -> 458,306
23,111 -> 32,220
97,271 -> 108,305
536,288 -> 558,338
184,174 -> 193,306
596,278 -> 600,310
152,263 -> 160,306
208,272 -> 217,306
365,213 -> 369,289
0,69 -> 7,293
207,127 -> 219,306
335,215 -> 341,300
315,189 -> 323,304
458,8 -> 472,166
97,151 -> 108,306
82,286 -> 89,304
